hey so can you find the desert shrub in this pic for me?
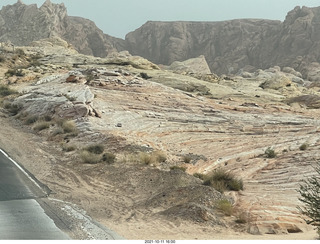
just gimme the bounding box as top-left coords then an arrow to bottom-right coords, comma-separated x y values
79,150 -> 101,164
265,147 -> 276,158
62,144 -> 77,152
153,150 -> 167,163
102,152 -> 116,164
299,143 -> 308,151
182,155 -> 192,164
193,173 -> 205,180
61,120 -> 78,134
216,199 -> 233,216
5,68 -> 24,77
52,127 -> 64,136
85,144 -> 105,154
140,72 -> 151,79
203,169 -> 243,193
3,102 -> 22,115
139,152 -> 153,165
15,48 -> 25,57
0,85 -> 18,97
24,115 -> 39,125
235,212 -> 248,224
41,115 -> 52,122
33,121 -> 50,132
0,55 -> 5,62
298,162 -> 320,238
170,165 -> 187,172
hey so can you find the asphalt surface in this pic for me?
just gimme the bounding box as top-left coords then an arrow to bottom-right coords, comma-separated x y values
0,149 -> 69,240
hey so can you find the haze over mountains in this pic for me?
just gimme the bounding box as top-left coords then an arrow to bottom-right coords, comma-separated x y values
2,1 -> 320,79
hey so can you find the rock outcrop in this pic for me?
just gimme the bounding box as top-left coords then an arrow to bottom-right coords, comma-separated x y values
125,6 -> 320,79
0,0 -> 120,57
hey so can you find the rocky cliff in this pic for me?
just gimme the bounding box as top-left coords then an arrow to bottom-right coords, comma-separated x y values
125,6 -> 320,78
3,2 -> 320,80
0,0 -> 120,57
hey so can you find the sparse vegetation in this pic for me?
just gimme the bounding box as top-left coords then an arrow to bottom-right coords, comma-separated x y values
216,199 -> 233,216
299,143 -> 309,151
298,162 -> 320,238
203,169 -> 243,193
3,102 -> 22,115
79,150 -> 101,164
182,155 -> 192,164
193,173 -> 205,180
235,212 -> 248,224
265,147 -> 277,158
0,85 -> 18,97
139,151 -> 167,165
5,68 -> 24,77
24,115 -> 39,125
84,143 -> 105,154
33,121 -> 51,132
62,143 -> 77,152
170,165 -> 187,172
61,120 -> 78,134
102,152 -> 116,164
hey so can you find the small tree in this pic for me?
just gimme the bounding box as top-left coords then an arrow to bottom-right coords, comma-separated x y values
298,162 -> 320,237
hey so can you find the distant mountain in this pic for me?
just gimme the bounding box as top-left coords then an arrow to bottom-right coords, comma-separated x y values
2,1 -> 320,80
125,6 -> 320,78
0,0 -> 124,57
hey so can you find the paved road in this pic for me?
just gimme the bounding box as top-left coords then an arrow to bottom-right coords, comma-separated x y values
0,149 -> 69,240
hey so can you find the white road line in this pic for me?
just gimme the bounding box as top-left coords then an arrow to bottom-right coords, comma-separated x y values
0,149 -> 46,195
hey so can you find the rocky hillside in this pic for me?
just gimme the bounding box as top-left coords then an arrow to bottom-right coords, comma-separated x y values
0,0 -> 123,57
3,2 -> 320,81
125,6 -> 320,79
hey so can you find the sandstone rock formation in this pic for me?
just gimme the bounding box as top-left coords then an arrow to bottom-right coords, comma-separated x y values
125,6 -> 320,80
0,0 -> 120,57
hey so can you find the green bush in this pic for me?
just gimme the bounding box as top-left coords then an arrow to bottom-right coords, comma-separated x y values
5,68 -> 24,77
298,162 -> 320,238
299,143 -> 308,151
265,147 -> 276,158
102,152 -> 116,164
79,150 -> 101,164
85,144 -> 105,154
203,169 -> 243,193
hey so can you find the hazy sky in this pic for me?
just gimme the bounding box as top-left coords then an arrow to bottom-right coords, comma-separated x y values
1,0 -> 320,38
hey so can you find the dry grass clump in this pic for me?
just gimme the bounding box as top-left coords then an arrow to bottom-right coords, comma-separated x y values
170,165 -> 187,172
62,143 -> 77,152
102,152 -> 116,164
84,143 -> 105,154
79,150 -> 101,164
61,120 -> 78,134
3,102 -> 23,116
203,169 -> 243,193
215,199 -> 233,216
139,150 -> 167,165
24,115 -> 39,125
33,121 -> 51,132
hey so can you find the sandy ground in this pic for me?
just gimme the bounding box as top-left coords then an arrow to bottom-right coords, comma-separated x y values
0,112 -> 318,240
